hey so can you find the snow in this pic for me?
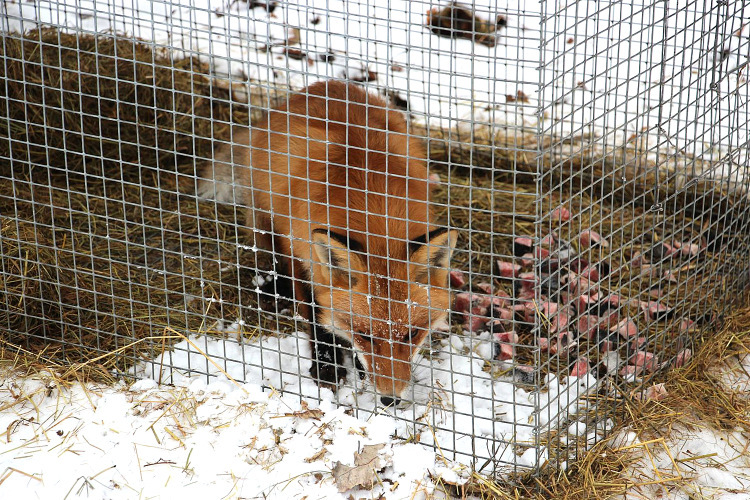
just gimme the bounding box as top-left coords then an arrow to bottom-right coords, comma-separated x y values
616,352 -> 750,499
620,423 -> 750,499
2,0 -> 747,188
131,321 -> 600,469
0,367 -> 443,498
4,335 -> 750,499
0,318 -> 608,498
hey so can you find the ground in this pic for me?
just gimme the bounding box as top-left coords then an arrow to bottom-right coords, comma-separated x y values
3,318 -> 750,499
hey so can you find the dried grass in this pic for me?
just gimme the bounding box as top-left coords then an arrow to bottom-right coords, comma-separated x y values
0,29 -> 290,378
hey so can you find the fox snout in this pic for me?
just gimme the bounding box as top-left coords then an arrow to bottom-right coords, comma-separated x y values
354,337 -> 422,406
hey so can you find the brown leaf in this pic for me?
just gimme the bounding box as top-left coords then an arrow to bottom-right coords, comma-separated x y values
354,444 -> 386,467
283,48 -> 307,60
305,448 -> 328,463
286,27 -> 301,46
332,461 -> 378,492
426,2 -> 504,47
331,444 -> 387,492
505,90 -> 529,103
282,401 -> 324,420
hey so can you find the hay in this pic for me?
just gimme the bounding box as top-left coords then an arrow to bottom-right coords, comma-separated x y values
0,29 -> 292,378
434,297 -> 750,498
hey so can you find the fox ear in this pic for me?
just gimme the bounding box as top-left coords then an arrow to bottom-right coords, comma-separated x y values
409,228 -> 458,285
311,229 -> 366,285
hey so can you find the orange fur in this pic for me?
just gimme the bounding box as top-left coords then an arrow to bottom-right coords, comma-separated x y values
200,81 -> 456,401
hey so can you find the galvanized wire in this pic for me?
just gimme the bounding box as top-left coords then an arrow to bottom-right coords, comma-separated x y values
1,0 -> 749,474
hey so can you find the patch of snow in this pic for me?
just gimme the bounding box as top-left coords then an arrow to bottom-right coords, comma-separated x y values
130,325 -> 600,469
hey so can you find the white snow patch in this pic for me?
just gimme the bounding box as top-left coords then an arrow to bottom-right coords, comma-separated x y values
131,323 -> 600,469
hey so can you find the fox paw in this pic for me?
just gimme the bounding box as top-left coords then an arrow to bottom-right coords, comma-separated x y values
310,361 -> 347,388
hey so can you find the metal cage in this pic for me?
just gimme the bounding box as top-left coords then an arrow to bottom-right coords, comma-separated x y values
1,0 -> 749,474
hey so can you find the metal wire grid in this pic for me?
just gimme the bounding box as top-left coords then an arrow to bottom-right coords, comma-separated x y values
2,0 -> 750,473
537,0 -> 750,466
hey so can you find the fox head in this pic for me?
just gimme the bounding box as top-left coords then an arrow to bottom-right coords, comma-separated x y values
311,227 -> 457,405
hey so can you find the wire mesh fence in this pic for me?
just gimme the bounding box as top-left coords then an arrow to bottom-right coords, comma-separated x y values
1,0 -> 749,474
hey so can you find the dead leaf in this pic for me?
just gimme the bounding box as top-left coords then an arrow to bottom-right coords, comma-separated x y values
505,90 -> 529,103
426,2 -> 506,48
332,461 -> 377,492
280,401 -> 324,420
283,48 -> 307,60
355,444 -> 386,467
305,448 -> 328,463
286,27 -> 301,46
331,444 -> 387,492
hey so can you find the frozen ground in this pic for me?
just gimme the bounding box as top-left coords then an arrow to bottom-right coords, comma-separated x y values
618,353 -> 750,500
0,326 -> 603,499
2,342 -> 750,499
2,0 -> 748,187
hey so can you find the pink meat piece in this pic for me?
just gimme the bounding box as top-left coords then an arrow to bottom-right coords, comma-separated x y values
496,343 -> 514,361
540,233 -> 557,249
535,247 -> 551,259
466,315 -> 490,333
471,304 -> 489,317
576,294 -> 597,314
551,206 -> 571,222
494,330 -> 519,344
579,265 -> 600,282
479,294 -> 509,310
678,319 -> 696,334
579,230 -> 609,248
540,301 -> 559,317
641,301 -> 670,322
453,292 -> 480,314
548,312 -> 570,335
674,348 -> 692,368
599,310 -> 621,329
497,261 -> 522,278
649,287 -> 665,299
450,269 -> 466,288
514,236 -> 533,251
519,253 -> 534,268
538,337 -> 552,352
630,336 -> 647,350
577,314 -> 601,340
555,331 -> 575,354
672,240 -> 700,258
629,251 -> 648,268
612,317 -> 638,339
663,270 -> 678,283
570,358 -> 590,377
599,340 -> 615,353
629,351 -> 659,374
493,307 -> 513,321
643,383 -> 668,402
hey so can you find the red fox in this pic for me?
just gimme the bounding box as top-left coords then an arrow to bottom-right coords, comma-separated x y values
198,81 -> 456,406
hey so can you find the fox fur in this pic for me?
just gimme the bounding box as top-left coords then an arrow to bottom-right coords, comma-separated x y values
198,80 -> 456,403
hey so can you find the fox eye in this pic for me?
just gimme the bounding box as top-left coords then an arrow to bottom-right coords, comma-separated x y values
406,329 -> 421,342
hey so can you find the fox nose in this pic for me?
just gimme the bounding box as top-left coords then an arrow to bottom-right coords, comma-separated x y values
380,396 -> 401,407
